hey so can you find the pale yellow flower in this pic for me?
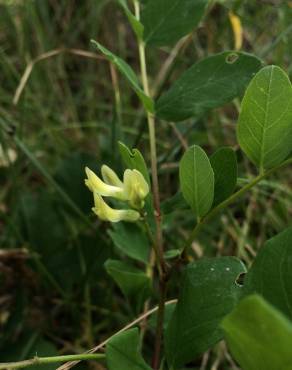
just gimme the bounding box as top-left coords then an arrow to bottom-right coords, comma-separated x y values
85,166 -> 149,207
92,193 -> 140,223
85,167 -> 127,200
85,165 -> 149,223
101,165 -> 124,188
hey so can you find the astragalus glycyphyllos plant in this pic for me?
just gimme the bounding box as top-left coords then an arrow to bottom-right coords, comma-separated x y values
1,1 -> 292,370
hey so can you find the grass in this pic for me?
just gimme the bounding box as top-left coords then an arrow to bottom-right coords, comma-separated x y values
1,0 -> 292,369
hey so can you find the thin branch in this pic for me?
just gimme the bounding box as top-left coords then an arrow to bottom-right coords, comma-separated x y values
56,300 -> 177,370
169,122 -> 188,150
133,2 -> 167,368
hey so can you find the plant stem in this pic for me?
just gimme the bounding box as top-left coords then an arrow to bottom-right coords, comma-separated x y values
133,2 -> 167,369
0,354 -> 105,370
152,278 -> 168,370
141,78 -> 165,264
133,1 -> 165,271
182,157 -> 292,255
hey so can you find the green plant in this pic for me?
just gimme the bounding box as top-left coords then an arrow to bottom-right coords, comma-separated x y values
1,1 -> 292,370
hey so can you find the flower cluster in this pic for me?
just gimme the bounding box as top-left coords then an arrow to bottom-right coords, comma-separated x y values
85,165 -> 149,222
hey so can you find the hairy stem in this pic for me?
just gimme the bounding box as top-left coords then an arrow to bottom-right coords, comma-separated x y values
183,157 -> 292,255
0,354 -> 105,370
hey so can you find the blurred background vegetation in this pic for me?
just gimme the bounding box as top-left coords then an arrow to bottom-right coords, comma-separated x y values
1,0 -> 292,368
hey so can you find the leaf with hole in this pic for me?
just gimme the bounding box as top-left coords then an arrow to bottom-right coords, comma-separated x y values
222,295 -> 292,370
165,257 -> 246,368
210,147 -> 238,206
179,145 -> 214,218
237,65 -> 292,171
106,328 -> 151,370
91,40 -> 154,113
141,0 -> 208,47
156,51 -> 262,122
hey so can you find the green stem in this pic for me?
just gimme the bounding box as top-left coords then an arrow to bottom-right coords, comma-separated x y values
0,354 -> 105,370
133,2 -> 167,369
183,157 -> 292,255
133,1 -> 165,273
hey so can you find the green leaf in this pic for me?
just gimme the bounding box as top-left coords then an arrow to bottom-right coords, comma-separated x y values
156,51 -> 262,121
118,141 -> 150,185
104,259 -> 151,307
108,222 -> 150,263
91,40 -> 154,113
222,295 -> 292,370
117,0 -> 144,39
210,147 -> 237,206
165,257 -> 246,368
141,0 -> 208,47
244,227 -> 292,320
106,328 -> 151,370
179,145 -> 214,218
237,65 -> 292,171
